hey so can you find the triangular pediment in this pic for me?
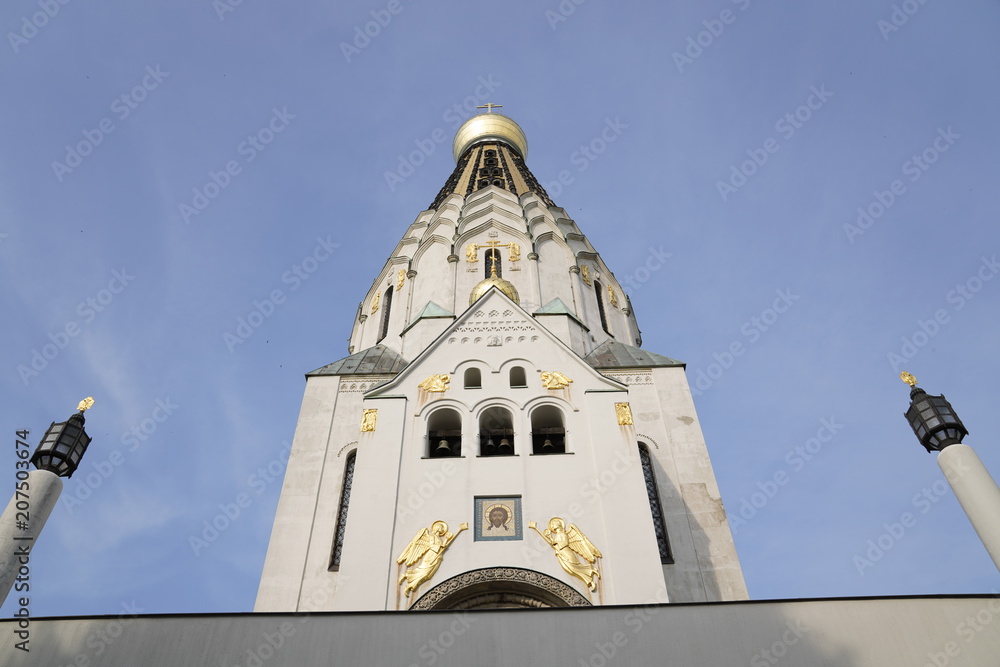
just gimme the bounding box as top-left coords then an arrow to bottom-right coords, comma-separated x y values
367,288 -> 624,395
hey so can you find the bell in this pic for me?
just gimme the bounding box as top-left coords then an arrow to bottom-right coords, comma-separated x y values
435,439 -> 452,456
498,438 -> 513,455
542,438 -> 555,452
485,438 -> 496,455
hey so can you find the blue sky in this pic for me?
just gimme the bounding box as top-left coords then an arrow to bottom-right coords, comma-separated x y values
1,0 -> 998,617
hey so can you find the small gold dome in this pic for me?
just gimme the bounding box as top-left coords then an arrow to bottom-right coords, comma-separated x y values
453,113 -> 528,162
470,265 -> 520,305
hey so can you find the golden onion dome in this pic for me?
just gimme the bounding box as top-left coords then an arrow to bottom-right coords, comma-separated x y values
470,265 -> 520,305
453,112 -> 528,162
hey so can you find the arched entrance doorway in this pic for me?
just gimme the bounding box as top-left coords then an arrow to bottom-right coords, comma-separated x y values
408,567 -> 591,610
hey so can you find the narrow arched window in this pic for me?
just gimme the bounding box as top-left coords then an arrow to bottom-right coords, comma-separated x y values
594,280 -> 610,335
329,451 -> 356,570
464,368 -> 482,389
378,287 -> 393,342
639,444 -> 673,563
509,366 -> 526,388
485,248 -> 502,278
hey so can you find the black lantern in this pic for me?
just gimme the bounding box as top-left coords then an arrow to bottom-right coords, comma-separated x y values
30,411 -> 92,477
904,386 -> 968,453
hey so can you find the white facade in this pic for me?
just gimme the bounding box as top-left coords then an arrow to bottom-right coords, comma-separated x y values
256,114 -> 747,612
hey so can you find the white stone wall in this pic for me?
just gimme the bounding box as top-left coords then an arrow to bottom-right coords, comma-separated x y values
257,291 -> 746,611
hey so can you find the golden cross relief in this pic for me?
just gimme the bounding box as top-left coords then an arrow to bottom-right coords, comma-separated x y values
465,239 -> 521,263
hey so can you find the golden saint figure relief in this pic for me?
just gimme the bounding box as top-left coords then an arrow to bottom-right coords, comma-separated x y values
466,244 -> 478,263
370,292 -> 380,313
360,409 -> 378,432
508,242 -> 521,262
529,518 -> 602,591
540,371 -> 573,390
581,265 -> 592,286
608,285 -> 618,307
900,371 -> 918,387
396,521 -> 468,597
77,396 -> 95,412
397,269 -> 406,291
418,374 -> 450,393
615,402 -> 633,426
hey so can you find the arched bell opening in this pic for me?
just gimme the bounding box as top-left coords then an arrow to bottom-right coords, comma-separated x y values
427,408 -> 462,458
479,406 -> 515,456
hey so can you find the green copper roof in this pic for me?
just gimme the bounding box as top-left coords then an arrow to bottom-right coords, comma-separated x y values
533,297 -> 587,329
584,340 -> 684,369
401,301 -> 455,334
308,345 -> 409,376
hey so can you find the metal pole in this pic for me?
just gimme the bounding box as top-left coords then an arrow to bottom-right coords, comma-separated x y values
0,469 -> 63,606
937,444 -> 1000,572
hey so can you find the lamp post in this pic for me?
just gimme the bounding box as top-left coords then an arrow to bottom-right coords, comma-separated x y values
0,398 -> 95,606
901,373 -> 1000,571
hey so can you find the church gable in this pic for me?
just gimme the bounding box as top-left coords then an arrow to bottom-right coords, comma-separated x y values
368,288 -> 624,397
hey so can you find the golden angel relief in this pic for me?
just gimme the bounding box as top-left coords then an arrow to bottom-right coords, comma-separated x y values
540,371 -> 573,390
418,374 -> 450,393
396,521 -> 468,597
530,518 -> 602,591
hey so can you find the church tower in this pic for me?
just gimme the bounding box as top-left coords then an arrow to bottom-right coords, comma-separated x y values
255,110 -> 748,612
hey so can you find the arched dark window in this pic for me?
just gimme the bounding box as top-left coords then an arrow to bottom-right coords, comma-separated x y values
509,366 -> 526,388
479,407 -> 515,456
329,451 -> 356,570
531,405 -> 566,454
428,408 -> 462,457
464,368 -> 482,389
594,281 -> 610,335
378,287 -> 393,342
639,444 -> 673,563
485,249 -> 502,278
